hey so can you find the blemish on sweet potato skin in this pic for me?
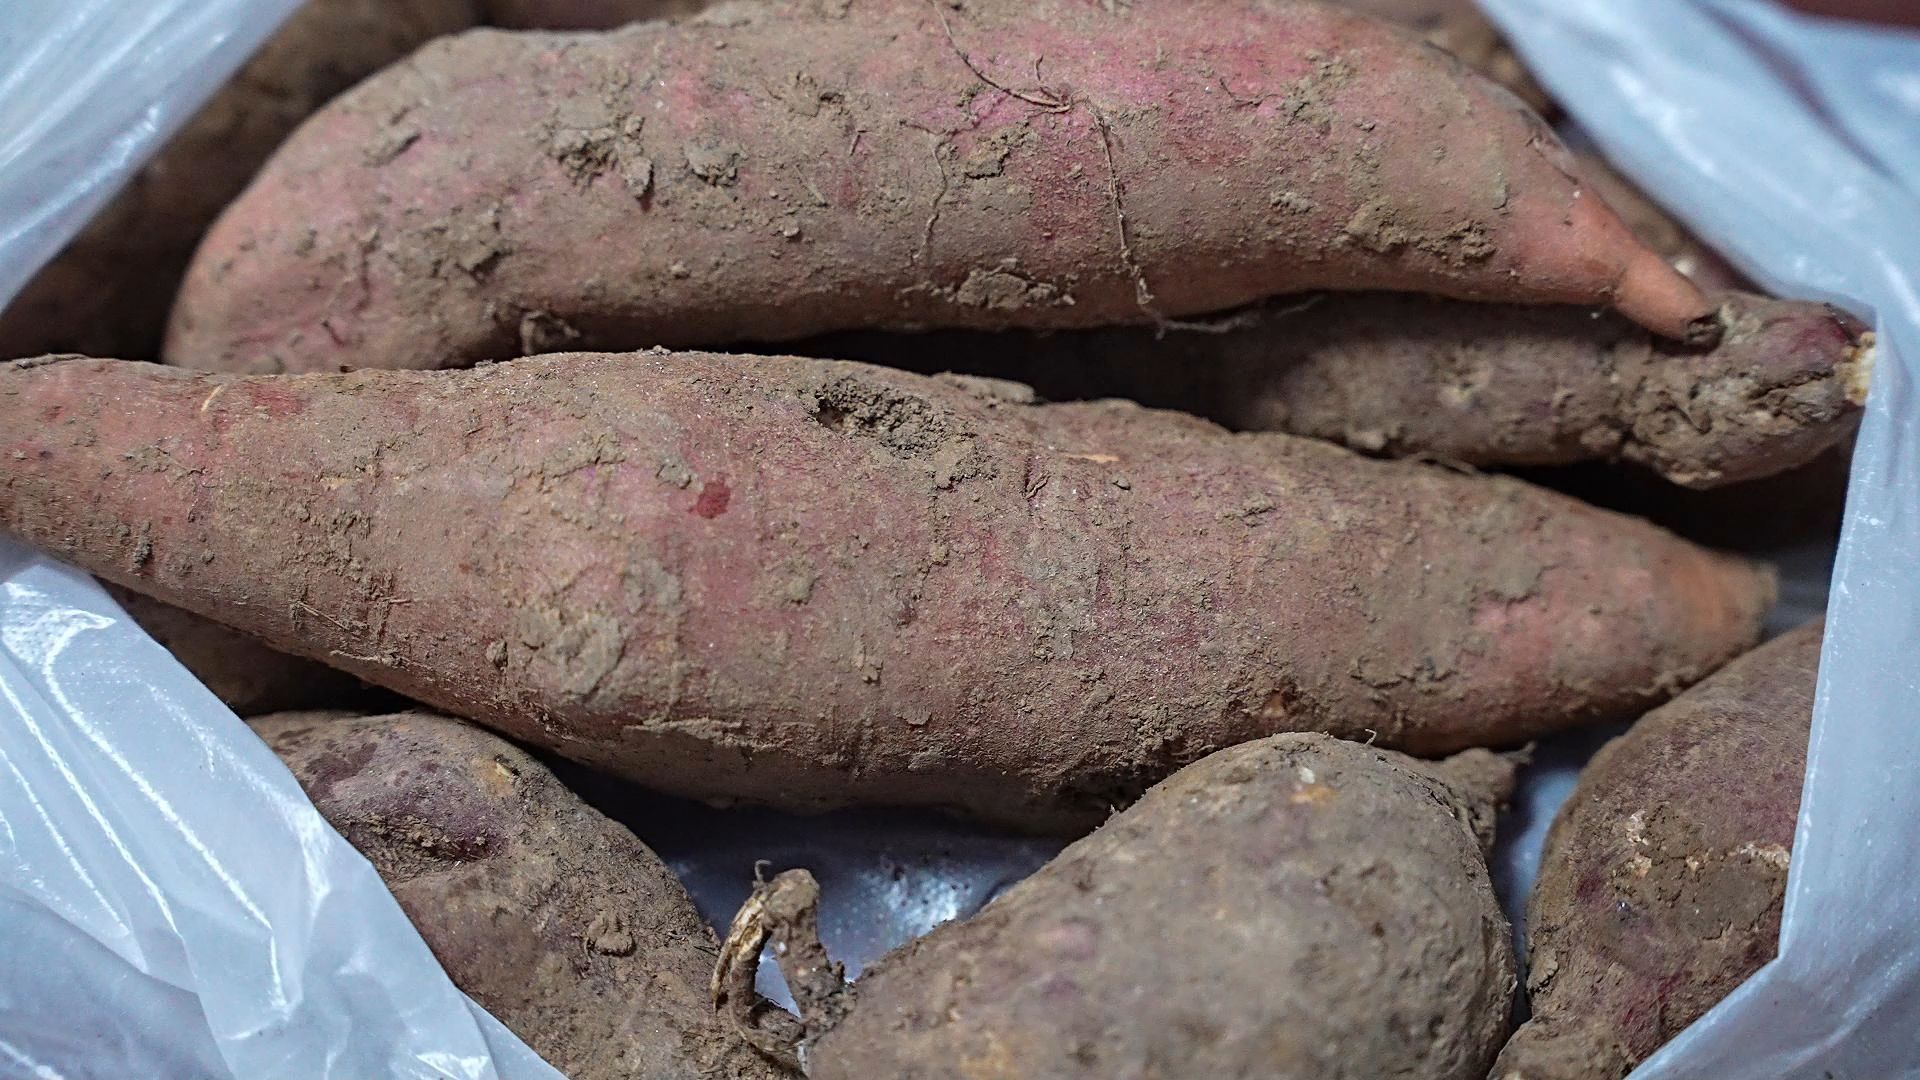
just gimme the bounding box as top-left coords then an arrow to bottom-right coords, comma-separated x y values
0,353 -> 1771,831
255,709 -> 789,1080
165,0 -> 1707,376
1493,622 -> 1821,1080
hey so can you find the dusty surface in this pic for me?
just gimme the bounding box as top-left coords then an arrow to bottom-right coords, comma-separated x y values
818,289 -> 1869,488
107,584 -> 388,715
733,735 -> 1518,1079
1334,0 -> 1554,114
486,0 -> 711,28
0,353 -> 1772,830
1493,622 -> 1821,1080
255,709 -> 790,1080
0,0 -> 481,360
164,0 -> 1711,376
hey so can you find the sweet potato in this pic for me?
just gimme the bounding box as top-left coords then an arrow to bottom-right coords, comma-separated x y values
163,0 -> 1716,377
717,734 -> 1518,1079
0,353 -> 1771,830
105,584 -> 386,715
1492,621 -> 1821,1080
1335,0 -> 1553,114
820,289 -> 1870,488
1573,151 -> 1747,293
0,0 -> 482,360
485,0 -> 709,29
254,709 -> 790,1080
482,0 -> 1557,115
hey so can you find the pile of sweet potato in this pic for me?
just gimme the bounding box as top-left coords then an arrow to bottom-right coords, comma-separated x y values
0,1 -> 1865,1077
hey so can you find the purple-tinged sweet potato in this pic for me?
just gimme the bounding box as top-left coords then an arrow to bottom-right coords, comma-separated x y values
0,0 -> 482,361
0,353 -> 1771,830
1492,621 -> 1822,1080
718,734 -> 1518,1079
106,584 -> 387,715
163,0 -> 1715,377
822,289 -> 1870,488
254,709 -> 791,1080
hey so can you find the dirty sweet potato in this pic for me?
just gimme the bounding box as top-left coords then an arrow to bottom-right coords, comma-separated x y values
488,0 -> 1555,114
0,353 -> 1772,830
106,584 -> 386,715
254,709 -> 790,1080
1492,621 -> 1822,1080
823,289 -> 1870,488
163,0 -> 1716,377
1335,0 -> 1553,114
718,734 -> 1518,1079
0,0 -> 482,360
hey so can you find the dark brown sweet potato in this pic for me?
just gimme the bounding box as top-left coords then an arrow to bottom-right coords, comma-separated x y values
163,0 -> 1717,378
106,584 -> 385,715
1492,621 -> 1822,1080
819,289 -> 1870,488
0,0 -> 482,360
0,354 -> 1771,830
254,709 -> 790,1080
719,734 -> 1518,1079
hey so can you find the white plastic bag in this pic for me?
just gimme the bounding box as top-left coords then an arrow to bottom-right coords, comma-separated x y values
1479,2 -> 1920,1075
3,0 -> 1917,1076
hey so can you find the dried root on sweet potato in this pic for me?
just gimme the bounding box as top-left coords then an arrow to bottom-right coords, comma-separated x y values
819,289 -> 1870,488
0,0 -> 482,360
163,0 -> 1715,377
254,709 -> 791,1080
719,734 -> 1518,1080
106,585 -> 387,715
1493,621 -> 1822,1080
0,353 -> 1772,830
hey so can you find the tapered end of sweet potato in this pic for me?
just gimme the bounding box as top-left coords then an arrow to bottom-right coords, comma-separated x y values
1625,295 -> 1871,487
1613,243 -> 1722,345
1491,1016 -> 1635,1080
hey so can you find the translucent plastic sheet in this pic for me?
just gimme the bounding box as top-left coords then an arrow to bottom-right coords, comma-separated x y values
1478,2 -> 1920,1075
0,540 -> 563,1080
0,0 -> 303,308
2,1 -> 1917,1077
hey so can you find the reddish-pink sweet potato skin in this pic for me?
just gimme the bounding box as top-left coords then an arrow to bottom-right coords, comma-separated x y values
0,354 -> 1770,829
1493,622 -> 1822,1080
0,0 -> 482,360
255,709 -> 787,1080
164,0 -> 1710,376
